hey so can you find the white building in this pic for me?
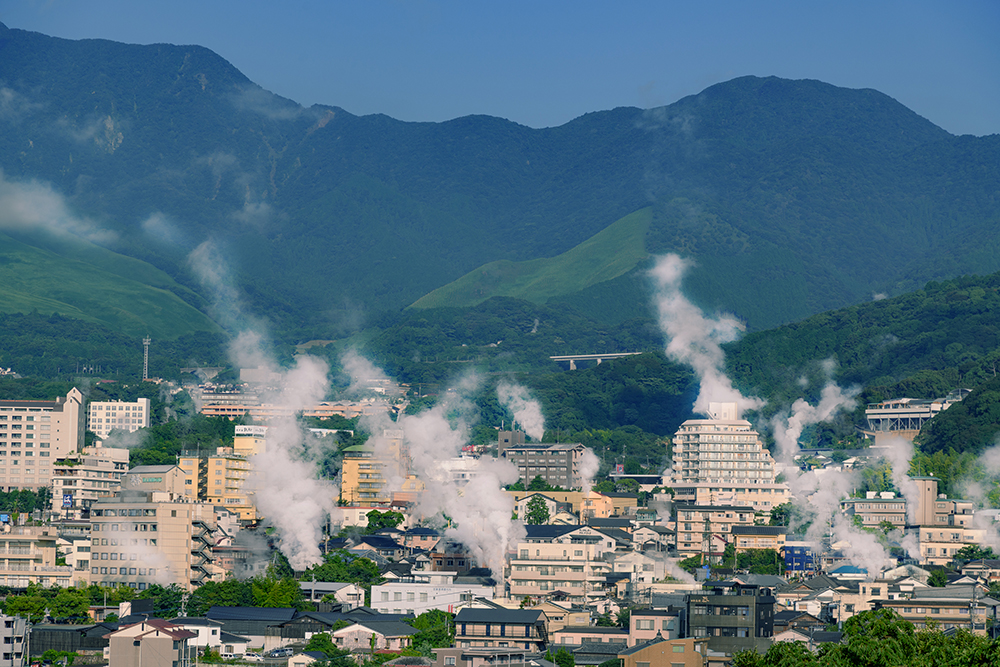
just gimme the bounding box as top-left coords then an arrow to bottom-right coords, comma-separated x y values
0,388 -> 85,492
669,402 -> 789,510
50,445 -> 129,519
0,614 -> 28,666
371,571 -> 495,615
87,398 -> 151,439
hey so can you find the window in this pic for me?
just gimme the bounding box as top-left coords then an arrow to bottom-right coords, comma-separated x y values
672,646 -> 684,653
445,659 -> 456,666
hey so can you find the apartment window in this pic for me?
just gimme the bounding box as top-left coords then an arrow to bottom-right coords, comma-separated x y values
445,658 -> 456,666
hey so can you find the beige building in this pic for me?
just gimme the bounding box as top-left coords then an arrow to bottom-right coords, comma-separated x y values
179,447 -> 257,523
86,398 -> 151,439
674,503 -> 758,561
233,424 -> 268,457
509,525 -> 624,605
90,465 -> 224,591
0,521 -> 73,589
50,445 -> 129,519
669,402 -> 789,511
106,619 -> 197,667
0,388 -> 85,491
500,442 -> 590,489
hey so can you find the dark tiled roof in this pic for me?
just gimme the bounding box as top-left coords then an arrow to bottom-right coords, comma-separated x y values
455,609 -> 544,624
207,606 -> 297,622
618,636 -> 668,656
524,525 -> 577,540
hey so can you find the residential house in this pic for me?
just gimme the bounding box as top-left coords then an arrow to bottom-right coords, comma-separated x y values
332,620 -> 417,653
105,619 -> 197,667
510,526 -> 624,605
453,608 -> 548,652
618,636 -> 708,667
673,503 -> 758,561
630,608 -> 684,645
372,571 -> 495,615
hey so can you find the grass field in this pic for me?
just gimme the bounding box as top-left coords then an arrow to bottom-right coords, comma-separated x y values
409,207 -> 652,310
0,232 -> 219,339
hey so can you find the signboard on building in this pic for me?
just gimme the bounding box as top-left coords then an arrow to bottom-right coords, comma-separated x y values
62,494 -> 73,508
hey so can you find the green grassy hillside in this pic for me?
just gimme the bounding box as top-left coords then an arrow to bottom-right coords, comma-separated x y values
409,208 -> 652,310
0,232 -> 219,339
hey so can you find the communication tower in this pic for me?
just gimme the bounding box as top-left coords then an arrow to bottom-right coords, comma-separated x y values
142,336 -> 151,380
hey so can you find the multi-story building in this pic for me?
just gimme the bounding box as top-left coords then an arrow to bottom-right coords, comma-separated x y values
864,389 -> 968,444
200,399 -> 392,421
89,465 -> 224,591
452,608 -> 548,652
50,445 -> 129,519
0,614 -> 28,666
673,503 -> 758,561
0,520 -> 73,590
0,388 -> 85,492
840,492 -> 907,530
178,447 -> 257,524
669,402 -> 788,511
340,431 -> 408,506
687,582 -> 776,656
731,526 -> 787,555
86,398 -> 151,439
509,525 -> 625,605
233,425 -> 268,456
501,442 -> 589,489
371,571 -> 495,615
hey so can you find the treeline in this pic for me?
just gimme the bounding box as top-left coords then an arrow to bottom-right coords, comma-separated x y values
0,311 -> 228,381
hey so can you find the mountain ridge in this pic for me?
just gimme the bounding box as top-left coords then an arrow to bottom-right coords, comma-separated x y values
0,24 -> 998,336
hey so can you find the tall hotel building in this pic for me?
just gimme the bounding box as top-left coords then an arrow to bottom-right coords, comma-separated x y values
0,388 -> 85,491
669,402 -> 788,510
87,398 -> 151,439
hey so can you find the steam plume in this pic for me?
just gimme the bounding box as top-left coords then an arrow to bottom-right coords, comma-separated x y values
649,254 -> 762,416
497,382 -> 545,440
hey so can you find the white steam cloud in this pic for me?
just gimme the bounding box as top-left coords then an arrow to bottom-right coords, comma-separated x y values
768,365 -> 897,576
579,448 -> 601,493
497,382 -> 545,441
649,254 -> 762,416
344,356 -> 526,578
190,245 -> 338,570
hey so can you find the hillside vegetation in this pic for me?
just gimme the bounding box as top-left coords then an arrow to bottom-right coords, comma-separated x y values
1,23 -> 999,338
410,208 -> 652,310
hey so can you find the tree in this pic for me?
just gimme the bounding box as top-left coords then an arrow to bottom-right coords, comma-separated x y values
4,594 -> 47,623
615,608 -> 630,629
365,510 -> 405,534
525,495 -> 551,525
528,476 -> 552,492
954,545 -> 996,563
304,632 -> 340,658
408,609 -> 454,648
51,587 -> 90,622
553,648 -> 575,667
928,569 -> 948,587
769,503 -> 793,527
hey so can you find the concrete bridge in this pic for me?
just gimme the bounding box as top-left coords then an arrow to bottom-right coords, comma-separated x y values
549,352 -> 644,370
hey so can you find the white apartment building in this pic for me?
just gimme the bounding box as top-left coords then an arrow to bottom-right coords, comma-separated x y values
0,522 -> 73,589
0,388 -> 85,492
50,445 -> 129,519
87,398 -> 151,439
372,571 -> 495,615
669,402 -> 788,510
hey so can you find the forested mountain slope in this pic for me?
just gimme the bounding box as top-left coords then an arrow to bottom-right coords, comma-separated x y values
1,23 -> 998,338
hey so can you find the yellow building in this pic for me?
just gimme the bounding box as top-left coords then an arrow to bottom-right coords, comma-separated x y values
340,431 -> 407,507
178,447 -> 258,524
233,425 -> 267,457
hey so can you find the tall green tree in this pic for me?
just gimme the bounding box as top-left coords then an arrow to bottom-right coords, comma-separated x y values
524,495 -> 551,525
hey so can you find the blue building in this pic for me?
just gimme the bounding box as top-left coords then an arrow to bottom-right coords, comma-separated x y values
784,541 -> 816,574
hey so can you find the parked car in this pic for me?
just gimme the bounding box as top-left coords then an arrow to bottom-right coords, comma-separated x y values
243,654 -> 264,663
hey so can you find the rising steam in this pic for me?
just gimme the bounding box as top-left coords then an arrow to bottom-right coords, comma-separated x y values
497,382 -> 545,440
190,244 -> 339,570
649,254 -> 762,416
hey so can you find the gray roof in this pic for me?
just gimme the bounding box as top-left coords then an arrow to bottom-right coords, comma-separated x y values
618,636 -> 668,656
207,606 -> 297,622
128,465 -> 179,473
454,608 -> 545,624
348,621 -> 418,637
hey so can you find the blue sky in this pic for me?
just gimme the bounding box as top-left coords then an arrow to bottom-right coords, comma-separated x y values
2,1 -> 998,135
